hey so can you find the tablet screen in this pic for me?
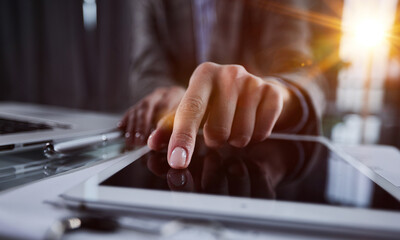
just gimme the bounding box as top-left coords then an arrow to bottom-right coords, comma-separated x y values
101,137 -> 400,212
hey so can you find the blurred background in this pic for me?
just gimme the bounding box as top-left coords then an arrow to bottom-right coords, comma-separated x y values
2,0 -> 400,149
0,0 -> 132,112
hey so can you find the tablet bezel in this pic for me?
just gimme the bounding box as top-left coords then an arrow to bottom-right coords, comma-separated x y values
61,134 -> 400,237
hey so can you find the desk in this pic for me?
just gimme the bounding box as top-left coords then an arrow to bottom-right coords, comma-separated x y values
0,143 -> 399,240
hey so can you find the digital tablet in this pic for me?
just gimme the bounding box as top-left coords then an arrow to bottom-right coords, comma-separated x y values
61,134 -> 400,238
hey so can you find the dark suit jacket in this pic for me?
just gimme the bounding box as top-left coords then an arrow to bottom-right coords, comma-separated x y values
129,0 -> 327,134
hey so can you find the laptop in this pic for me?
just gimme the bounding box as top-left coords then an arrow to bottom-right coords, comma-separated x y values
0,102 -> 120,152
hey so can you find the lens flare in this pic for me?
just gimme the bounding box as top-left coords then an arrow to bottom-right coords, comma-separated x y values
351,19 -> 388,48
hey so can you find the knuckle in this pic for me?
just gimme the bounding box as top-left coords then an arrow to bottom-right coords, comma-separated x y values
138,99 -> 150,109
135,108 -> 145,117
174,132 -> 196,147
197,62 -> 217,72
219,65 -> 250,89
262,83 -> 281,98
223,65 -> 246,79
237,75 -> 255,88
179,96 -> 204,116
155,86 -> 170,94
190,62 -> 217,86
222,66 -> 237,80
259,83 -> 272,95
153,88 -> 164,94
270,84 -> 282,98
127,105 -> 137,113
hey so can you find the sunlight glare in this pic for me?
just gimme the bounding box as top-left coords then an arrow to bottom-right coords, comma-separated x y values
352,18 -> 388,48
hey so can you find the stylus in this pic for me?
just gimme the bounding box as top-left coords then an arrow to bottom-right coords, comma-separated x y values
44,130 -> 123,157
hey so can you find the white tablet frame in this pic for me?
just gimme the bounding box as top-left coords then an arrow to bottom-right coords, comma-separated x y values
61,134 -> 400,238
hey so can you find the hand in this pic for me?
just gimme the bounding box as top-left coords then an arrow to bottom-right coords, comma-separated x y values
119,86 -> 185,148
148,62 -> 293,169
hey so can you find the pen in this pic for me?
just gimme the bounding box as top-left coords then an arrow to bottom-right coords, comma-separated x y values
44,200 -> 184,240
45,215 -> 184,240
44,130 -> 123,157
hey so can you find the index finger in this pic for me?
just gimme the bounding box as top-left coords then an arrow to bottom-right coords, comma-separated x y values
167,63 -> 217,169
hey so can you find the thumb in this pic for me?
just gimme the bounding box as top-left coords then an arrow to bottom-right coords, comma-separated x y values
147,111 -> 175,151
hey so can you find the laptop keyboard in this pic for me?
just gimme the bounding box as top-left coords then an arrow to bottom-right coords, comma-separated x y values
0,118 -> 53,134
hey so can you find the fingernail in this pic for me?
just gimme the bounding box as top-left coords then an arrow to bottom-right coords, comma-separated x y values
124,132 -> 131,138
135,132 -> 142,139
117,121 -> 122,128
147,131 -> 155,146
170,147 -> 187,168
148,130 -> 156,140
